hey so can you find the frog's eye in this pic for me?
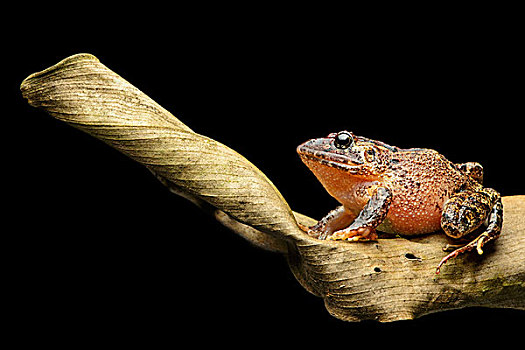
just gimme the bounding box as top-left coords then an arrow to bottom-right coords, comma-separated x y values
334,132 -> 353,149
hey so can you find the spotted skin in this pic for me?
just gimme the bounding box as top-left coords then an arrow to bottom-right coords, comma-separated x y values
457,162 -> 484,184
297,131 -> 503,273
437,189 -> 502,272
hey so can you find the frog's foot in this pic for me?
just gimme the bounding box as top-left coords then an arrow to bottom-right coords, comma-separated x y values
437,235 -> 488,273
297,223 -> 323,239
297,222 -> 336,240
437,199 -> 503,273
437,242 -> 475,274
328,227 -> 378,242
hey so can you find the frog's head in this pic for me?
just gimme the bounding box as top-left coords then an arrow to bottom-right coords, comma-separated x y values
297,130 -> 397,178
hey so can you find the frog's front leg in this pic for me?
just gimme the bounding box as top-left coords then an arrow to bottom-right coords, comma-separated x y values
328,187 -> 393,241
301,205 -> 356,239
437,188 -> 502,273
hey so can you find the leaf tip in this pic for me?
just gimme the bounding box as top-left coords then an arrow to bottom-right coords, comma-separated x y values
20,53 -> 100,99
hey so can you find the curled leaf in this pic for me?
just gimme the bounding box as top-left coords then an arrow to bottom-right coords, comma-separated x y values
21,54 -> 300,242
21,54 -> 525,322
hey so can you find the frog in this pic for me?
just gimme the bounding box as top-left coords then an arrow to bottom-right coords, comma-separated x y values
297,131 -> 503,273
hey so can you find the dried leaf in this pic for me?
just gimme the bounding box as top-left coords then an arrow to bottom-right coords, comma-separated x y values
21,54 -> 525,322
21,54 -> 299,241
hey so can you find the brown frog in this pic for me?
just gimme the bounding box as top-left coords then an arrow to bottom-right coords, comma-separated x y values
297,131 -> 503,273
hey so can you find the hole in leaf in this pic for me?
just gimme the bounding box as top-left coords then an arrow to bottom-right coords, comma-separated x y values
405,253 -> 421,261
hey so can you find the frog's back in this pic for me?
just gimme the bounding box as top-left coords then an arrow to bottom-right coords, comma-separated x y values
380,148 -> 467,235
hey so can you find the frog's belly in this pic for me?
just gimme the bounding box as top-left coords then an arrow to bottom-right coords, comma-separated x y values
378,203 -> 443,235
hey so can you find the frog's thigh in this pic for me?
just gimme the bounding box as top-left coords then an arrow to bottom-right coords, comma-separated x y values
441,189 -> 493,238
436,192 -> 502,273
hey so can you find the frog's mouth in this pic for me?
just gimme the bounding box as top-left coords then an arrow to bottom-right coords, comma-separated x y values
297,141 -> 364,172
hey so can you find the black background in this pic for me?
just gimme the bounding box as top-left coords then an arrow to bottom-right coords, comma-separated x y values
7,7 -> 523,347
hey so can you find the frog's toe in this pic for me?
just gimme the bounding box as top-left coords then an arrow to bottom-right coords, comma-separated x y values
297,223 -> 309,232
436,233 -> 491,273
437,241 -> 478,273
475,233 -> 491,255
328,227 -> 377,241
296,222 -> 323,238
442,243 -> 465,252
306,227 -> 324,239
436,250 -> 461,274
298,223 -> 318,235
437,246 -> 474,274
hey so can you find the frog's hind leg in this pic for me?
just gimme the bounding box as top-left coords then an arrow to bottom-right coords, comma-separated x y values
437,189 -> 502,273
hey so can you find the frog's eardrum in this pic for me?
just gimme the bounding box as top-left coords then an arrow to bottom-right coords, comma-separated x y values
21,54 -> 525,322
